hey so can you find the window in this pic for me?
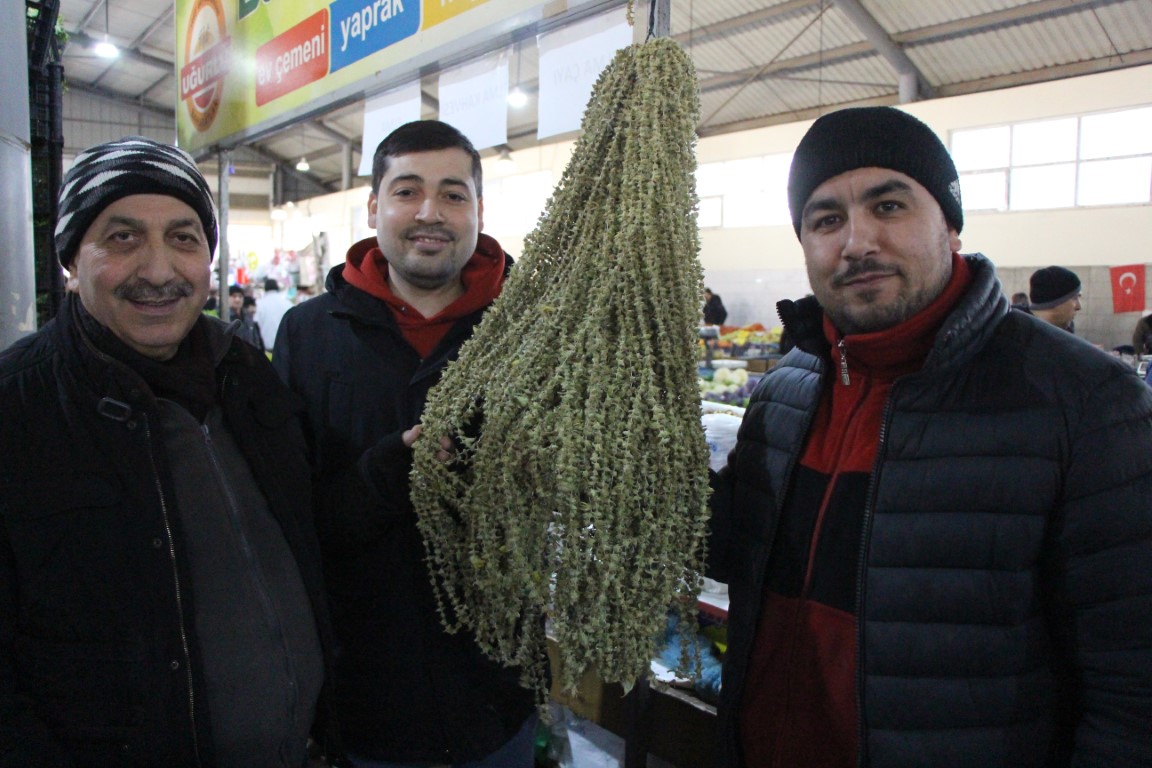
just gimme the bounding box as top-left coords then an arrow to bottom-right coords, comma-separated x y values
951,105 -> 1152,213
693,152 -> 792,228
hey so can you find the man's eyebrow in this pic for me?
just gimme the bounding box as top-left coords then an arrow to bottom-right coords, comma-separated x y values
438,176 -> 472,191
387,173 -> 471,191
801,195 -> 841,220
166,217 -> 201,231
387,173 -> 425,186
860,178 -> 914,201
100,216 -> 201,231
101,215 -> 146,230
801,178 -> 915,220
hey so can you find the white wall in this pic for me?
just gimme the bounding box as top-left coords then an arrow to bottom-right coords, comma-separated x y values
691,64 -> 1152,347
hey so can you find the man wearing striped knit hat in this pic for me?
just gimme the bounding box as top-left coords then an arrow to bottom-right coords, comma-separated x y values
0,137 -> 340,767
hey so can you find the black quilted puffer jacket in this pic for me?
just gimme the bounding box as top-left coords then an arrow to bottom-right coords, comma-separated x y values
709,254 -> 1152,768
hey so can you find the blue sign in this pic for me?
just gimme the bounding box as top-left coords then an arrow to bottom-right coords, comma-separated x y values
329,0 -> 419,72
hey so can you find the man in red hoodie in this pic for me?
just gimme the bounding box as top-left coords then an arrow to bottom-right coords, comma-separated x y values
273,121 -> 536,767
709,107 -> 1152,767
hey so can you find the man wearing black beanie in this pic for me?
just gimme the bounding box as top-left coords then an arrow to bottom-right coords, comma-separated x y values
708,107 -> 1152,768
1029,264 -> 1082,332
0,137 -> 339,766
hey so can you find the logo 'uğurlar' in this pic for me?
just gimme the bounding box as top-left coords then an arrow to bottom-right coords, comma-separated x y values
180,0 -> 230,133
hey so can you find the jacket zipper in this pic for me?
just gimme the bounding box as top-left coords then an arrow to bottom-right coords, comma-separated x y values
838,338 -> 851,385
729,354 -> 823,746
143,415 -> 203,767
854,386 -> 896,768
199,416 -> 299,716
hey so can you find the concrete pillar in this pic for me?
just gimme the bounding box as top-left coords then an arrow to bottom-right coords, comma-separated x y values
0,0 -> 36,347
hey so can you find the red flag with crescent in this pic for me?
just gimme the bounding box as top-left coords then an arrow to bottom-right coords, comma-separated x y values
1111,264 -> 1145,313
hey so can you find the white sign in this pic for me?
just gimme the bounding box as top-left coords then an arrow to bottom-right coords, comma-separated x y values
438,52 -> 509,152
358,81 -> 423,177
537,8 -> 632,139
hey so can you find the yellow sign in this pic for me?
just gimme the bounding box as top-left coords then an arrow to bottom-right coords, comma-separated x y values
423,0 -> 491,29
175,0 -> 551,154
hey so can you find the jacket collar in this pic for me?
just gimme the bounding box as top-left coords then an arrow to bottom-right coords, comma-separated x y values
54,292 -> 237,412
325,235 -> 515,325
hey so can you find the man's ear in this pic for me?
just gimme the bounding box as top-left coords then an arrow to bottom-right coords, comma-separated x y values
477,197 -> 484,233
64,270 -> 79,292
367,192 -> 378,228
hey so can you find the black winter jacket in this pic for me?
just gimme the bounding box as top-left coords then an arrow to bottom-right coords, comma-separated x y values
0,295 -> 338,767
273,250 -> 534,764
710,254 -> 1152,768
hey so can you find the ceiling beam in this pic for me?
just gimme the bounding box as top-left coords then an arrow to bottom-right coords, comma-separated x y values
306,119 -> 355,146
129,5 -> 176,50
243,144 -> 333,197
698,41 -> 877,93
933,47 -> 1152,98
672,0 -> 818,49
67,80 -> 175,119
831,0 -> 933,100
66,30 -> 174,72
892,0 -> 1134,46
693,0 -> 1137,101
75,0 -> 104,32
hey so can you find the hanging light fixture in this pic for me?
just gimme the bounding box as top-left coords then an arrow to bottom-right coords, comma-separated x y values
497,147 -> 516,171
94,0 -> 119,58
507,41 -> 527,108
295,125 -> 310,172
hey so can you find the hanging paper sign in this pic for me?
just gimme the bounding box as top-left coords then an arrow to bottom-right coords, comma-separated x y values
358,82 -> 423,177
536,7 -> 631,139
438,53 -> 509,152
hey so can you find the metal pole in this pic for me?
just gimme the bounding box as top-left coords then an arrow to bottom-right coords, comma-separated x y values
632,0 -> 672,42
216,149 -> 231,307
649,0 -> 671,39
342,142 -> 352,190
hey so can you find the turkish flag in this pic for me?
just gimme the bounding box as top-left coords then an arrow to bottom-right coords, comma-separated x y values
1111,264 -> 1145,313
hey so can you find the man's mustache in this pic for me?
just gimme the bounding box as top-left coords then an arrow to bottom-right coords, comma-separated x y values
114,280 -> 194,302
405,226 -> 455,241
833,259 -> 900,288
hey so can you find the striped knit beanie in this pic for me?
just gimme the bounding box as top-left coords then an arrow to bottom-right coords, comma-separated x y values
55,136 -> 218,268
787,107 -> 963,238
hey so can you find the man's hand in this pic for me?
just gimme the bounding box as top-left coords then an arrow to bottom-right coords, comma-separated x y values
403,424 -> 456,462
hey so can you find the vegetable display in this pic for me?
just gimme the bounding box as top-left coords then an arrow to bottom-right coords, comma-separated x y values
410,35 -> 710,698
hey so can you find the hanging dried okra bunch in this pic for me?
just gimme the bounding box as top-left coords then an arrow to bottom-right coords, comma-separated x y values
410,36 -> 710,698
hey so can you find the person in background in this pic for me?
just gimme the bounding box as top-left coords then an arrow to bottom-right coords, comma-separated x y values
273,120 -> 536,767
703,287 -> 728,325
1010,290 -> 1030,310
0,136 -> 337,767
255,276 -> 294,351
203,284 -> 219,316
243,294 -> 259,322
227,283 -> 246,321
1131,311 -> 1152,355
1028,265 -> 1081,333
238,296 -> 265,353
708,107 -> 1152,768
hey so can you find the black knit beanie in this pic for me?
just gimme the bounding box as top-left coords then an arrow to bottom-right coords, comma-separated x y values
55,136 -> 218,268
787,106 -> 963,238
1029,266 -> 1081,309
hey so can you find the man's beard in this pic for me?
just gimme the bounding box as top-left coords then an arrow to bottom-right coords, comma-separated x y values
822,255 -> 951,336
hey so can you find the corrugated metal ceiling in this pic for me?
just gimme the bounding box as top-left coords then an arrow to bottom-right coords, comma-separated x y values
48,0 -> 1152,203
